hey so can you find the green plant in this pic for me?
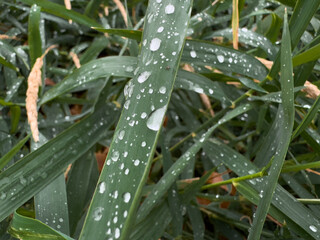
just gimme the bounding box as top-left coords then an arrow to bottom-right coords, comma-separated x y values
1,0 -> 320,239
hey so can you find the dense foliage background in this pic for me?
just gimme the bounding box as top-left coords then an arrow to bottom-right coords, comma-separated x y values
1,0 -> 320,239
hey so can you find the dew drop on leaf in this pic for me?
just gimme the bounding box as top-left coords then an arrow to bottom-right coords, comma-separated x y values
98,181 -> 106,194
157,26 -> 164,33
138,71 -> 152,83
310,225 -> 318,232
165,4 -> 175,14
123,192 -> 131,203
150,38 -> 161,51
146,107 -> 166,131
190,50 -> 197,58
111,151 -> 120,162
93,207 -> 104,221
217,55 -> 224,63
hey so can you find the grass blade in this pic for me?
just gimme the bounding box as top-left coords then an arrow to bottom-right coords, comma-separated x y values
28,4 -> 42,67
79,1 -> 193,240
136,104 -> 255,222
8,211 -> 73,240
0,84 -> 117,221
19,0 -> 101,28
248,10 -> 294,240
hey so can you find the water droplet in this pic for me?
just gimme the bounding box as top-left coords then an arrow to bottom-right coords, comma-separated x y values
0,192 -> 6,200
147,107 -> 166,131
310,225 -> 318,232
141,112 -> 147,119
123,210 -> 128,218
217,55 -> 224,63
118,130 -> 125,140
134,159 -> 140,166
112,151 -> 120,162
59,218 -> 63,222
165,4 -> 175,14
115,228 -> 120,239
150,38 -> 161,51
141,141 -> 146,147
159,86 -> 166,94
123,192 -> 131,203
190,50 -> 197,58
93,207 -> 104,221
98,182 -> 106,194
157,26 -> 164,33
138,71 -> 152,83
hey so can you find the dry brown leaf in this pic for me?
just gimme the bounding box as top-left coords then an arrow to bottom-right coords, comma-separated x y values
69,51 -> 81,69
256,57 -> 273,70
113,0 -> 128,27
302,81 -> 320,99
0,34 -> 20,40
26,45 -> 58,142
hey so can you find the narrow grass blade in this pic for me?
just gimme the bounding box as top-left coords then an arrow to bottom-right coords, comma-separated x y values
292,96 -> 320,139
204,139 -> 320,239
67,150 -> 99,237
182,40 -> 268,81
136,104 -> 255,222
9,105 -> 21,134
248,11 -> 294,240
40,56 -> 137,104
0,55 -> 19,71
0,85 -> 117,221
0,134 -> 30,170
79,1 -> 193,240
35,174 -> 70,234
208,28 -> 277,58
28,4 -> 42,67
292,43 -> 320,67
8,211 -> 73,240
19,0 -> 101,28
92,28 -> 142,41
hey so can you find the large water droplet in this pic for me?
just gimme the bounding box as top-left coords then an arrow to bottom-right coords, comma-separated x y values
118,130 -> 125,140
310,225 -> 318,232
165,4 -> 175,14
111,151 -> 120,162
217,55 -> 224,63
138,71 -> 152,83
98,182 -> 106,194
190,50 -> 197,58
115,228 -> 120,239
147,107 -> 166,131
159,86 -> 166,94
150,38 -> 161,51
93,207 -> 104,221
123,192 -> 131,203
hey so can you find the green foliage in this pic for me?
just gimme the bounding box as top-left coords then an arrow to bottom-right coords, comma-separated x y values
1,0 -> 320,239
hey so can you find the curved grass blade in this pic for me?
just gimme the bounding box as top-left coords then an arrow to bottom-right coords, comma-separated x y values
207,28 -> 277,59
40,56 -> 137,105
182,40 -> 268,81
0,85 -> 118,222
92,28 -> 142,42
19,0 -> 101,28
78,1 -> 193,239
136,103 -> 255,222
248,11 -> 294,240
28,4 -> 42,67
8,211 -> 73,240
292,42 -> 320,67
0,134 -> 30,170
0,55 -> 19,71
67,150 -> 99,237
203,139 -> 320,239
292,96 -> 320,139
